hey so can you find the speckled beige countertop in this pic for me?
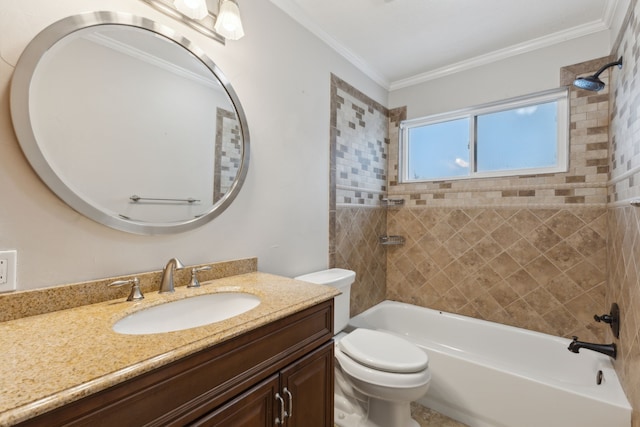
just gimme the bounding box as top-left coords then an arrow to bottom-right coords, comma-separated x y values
0,272 -> 339,426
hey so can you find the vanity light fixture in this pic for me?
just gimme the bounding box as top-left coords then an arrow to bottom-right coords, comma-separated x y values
139,0 -> 245,43
173,0 -> 208,20
214,0 -> 245,40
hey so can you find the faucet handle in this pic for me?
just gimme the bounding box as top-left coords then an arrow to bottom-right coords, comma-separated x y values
593,303 -> 620,339
109,278 -> 144,301
594,314 -> 613,323
187,266 -> 212,288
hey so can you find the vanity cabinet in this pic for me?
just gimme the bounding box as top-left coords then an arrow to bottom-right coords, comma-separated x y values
17,300 -> 334,427
195,342 -> 333,426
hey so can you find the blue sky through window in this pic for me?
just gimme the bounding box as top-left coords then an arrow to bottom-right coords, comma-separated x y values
408,118 -> 470,180
477,101 -> 557,172
406,99 -> 559,181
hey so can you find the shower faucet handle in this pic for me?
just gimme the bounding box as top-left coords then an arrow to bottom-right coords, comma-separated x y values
593,313 -> 614,323
593,303 -> 620,339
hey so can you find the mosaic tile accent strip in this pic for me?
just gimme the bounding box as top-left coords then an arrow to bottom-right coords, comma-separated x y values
330,75 -> 389,315
214,107 -> 242,202
608,0 -> 640,423
386,207 -> 607,341
331,74 -> 389,207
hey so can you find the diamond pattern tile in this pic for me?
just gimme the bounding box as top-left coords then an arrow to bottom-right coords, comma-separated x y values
608,207 -> 640,424
335,207 -> 387,316
387,207 -> 607,340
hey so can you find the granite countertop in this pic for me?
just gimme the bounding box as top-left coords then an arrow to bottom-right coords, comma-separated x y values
0,272 -> 339,426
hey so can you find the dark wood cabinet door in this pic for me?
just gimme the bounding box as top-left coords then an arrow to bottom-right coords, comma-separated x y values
195,342 -> 334,427
191,375 -> 280,427
280,342 -> 334,427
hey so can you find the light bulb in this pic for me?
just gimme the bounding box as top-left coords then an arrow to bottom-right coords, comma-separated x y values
214,0 -> 245,40
173,0 -> 208,20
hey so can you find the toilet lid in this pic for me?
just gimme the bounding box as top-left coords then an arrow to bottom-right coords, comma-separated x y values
338,329 -> 428,373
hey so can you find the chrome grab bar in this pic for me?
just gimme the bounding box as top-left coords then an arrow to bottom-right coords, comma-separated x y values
129,195 -> 200,204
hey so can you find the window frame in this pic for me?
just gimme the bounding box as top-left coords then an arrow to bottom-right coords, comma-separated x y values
399,87 -> 570,183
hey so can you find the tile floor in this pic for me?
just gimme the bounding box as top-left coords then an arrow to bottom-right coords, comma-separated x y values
334,404 -> 468,427
411,403 -> 469,426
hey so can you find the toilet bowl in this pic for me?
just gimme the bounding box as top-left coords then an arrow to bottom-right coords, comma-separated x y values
295,269 -> 431,427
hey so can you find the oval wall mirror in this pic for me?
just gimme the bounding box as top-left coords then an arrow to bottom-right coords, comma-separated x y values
10,11 -> 249,234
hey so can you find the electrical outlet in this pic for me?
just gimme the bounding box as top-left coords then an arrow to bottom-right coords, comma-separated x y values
0,250 -> 17,292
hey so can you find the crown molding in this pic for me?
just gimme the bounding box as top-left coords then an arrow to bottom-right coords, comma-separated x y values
270,0 -> 618,92
389,19 -> 611,90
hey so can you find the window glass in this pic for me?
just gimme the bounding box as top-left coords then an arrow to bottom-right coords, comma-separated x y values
407,118 -> 469,180
476,101 -> 558,172
400,89 -> 568,183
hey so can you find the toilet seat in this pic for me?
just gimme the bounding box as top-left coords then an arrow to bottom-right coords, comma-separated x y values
335,346 -> 431,389
338,328 -> 428,373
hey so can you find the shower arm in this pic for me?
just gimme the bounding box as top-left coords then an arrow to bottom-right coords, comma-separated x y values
591,57 -> 623,78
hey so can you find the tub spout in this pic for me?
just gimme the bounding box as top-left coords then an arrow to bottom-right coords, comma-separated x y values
568,336 -> 617,359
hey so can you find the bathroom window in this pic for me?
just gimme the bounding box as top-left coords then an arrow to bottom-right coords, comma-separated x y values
399,88 -> 569,182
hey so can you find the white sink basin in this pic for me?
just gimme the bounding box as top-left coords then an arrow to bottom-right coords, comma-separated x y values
113,292 -> 261,335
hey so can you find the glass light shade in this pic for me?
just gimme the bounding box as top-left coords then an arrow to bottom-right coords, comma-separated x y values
173,0 -> 209,20
214,0 -> 245,40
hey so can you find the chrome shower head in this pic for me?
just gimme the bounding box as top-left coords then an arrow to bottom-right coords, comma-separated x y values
573,75 -> 606,91
573,57 -> 623,92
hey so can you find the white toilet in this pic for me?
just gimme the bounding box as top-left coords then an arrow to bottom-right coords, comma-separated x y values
295,269 -> 431,427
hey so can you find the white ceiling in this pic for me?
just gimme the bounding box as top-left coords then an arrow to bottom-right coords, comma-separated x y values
269,0 -> 621,90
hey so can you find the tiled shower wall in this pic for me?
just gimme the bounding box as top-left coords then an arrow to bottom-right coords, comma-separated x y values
329,75 -> 389,315
330,3 -> 640,420
384,59 -> 612,342
330,67 -> 611,341
608,0 -> 640,422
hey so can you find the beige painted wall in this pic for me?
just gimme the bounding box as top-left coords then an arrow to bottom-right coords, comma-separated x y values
0,0 -> 387,291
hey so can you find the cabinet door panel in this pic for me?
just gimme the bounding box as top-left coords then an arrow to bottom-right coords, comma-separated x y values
191,374 -> 280,427
280,342 -> 334,427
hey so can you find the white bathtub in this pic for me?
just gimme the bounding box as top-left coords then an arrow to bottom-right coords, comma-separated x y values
347,300 -> 631,427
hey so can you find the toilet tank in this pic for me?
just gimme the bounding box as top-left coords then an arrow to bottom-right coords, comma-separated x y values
294,268 -> 355,332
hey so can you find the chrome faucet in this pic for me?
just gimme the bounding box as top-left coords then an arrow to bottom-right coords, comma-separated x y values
159,258 -> 185,293
108,277 -> 144,301
187,266 -> 212,288
568,336 -> 617,359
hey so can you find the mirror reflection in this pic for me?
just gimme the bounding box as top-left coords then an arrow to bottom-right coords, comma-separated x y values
11,13 -> 249,234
